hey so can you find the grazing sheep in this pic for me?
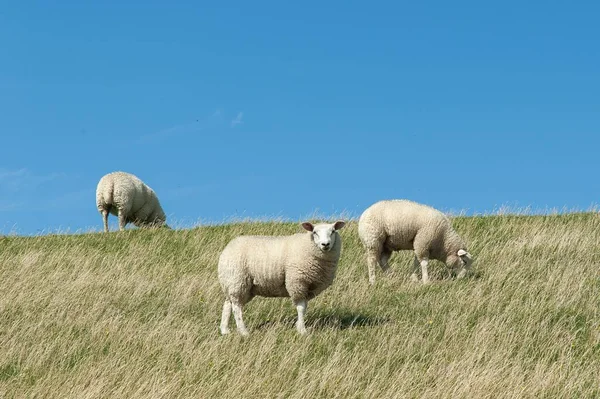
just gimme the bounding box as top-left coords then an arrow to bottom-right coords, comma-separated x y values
358,200 -> 473,284
218,220 -> 346,336
96,171 -> 168,232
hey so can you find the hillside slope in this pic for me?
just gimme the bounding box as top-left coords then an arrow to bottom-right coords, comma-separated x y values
1,214 -> 599,398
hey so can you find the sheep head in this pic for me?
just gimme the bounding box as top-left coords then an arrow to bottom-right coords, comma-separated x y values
301,220 -> 346,252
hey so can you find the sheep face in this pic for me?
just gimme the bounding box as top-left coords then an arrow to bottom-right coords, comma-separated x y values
301,221 -> 346,252
447,249 -> 474,276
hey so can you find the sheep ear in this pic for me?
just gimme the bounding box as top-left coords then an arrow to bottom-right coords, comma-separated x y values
333,221 -> 346,230
458,249 -> 472,259
301,222 -> 314,232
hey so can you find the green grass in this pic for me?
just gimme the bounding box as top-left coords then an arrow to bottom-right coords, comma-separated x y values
1,214 -> 599,398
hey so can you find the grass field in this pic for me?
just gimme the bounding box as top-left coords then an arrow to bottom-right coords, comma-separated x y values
1,213 -> 599,398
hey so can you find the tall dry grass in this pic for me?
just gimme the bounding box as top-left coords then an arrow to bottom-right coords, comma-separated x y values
1,213 -> 599,398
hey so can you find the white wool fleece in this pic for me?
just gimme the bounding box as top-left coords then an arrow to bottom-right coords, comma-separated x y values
358,200 -> 473,284
96,171 -> 168,232
218,220 -> 346,336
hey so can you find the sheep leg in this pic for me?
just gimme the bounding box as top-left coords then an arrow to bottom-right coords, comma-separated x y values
366,248 -> 380,284
420,259 -> 430,284
231,300 -> 249,336
102,210 -> 109,233
118,211 -> 127,231
411,256 -> 420,282
379,249 -> 392,272
294,299 -> 308,335
457,264 -> 471,279
220,300 -> 232,335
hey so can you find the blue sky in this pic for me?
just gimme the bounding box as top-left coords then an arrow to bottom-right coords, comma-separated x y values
1,1 -> 599,234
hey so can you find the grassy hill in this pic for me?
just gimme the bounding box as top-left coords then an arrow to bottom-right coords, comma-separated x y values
1,213 -> 599,398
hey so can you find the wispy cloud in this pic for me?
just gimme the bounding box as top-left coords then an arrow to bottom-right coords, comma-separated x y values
30,188 -> 94,211
137,121 -> 204,144
0,201 -> 22,212
231,112 -> 244,128
138,109 -> 229,144
0,168 -> 66,193
0,168 -> 70,212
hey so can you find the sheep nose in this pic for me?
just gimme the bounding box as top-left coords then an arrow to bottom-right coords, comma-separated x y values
321,243 -> 330,249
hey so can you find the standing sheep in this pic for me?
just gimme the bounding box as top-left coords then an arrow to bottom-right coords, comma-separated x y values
358,200 -> 473,284
96,171 -> 168,232
218,220 -> 346,336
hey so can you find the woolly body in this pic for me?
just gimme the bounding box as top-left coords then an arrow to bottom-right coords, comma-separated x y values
96,171 -> 167,232
218,221 -> 345,335
358,200 -> 472,284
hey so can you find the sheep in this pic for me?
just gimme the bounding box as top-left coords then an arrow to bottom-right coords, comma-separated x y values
95,171 -> 168,232
358,200 -> 473,284
218,220 -> 346,336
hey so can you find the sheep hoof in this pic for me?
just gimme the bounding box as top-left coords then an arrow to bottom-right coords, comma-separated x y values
238,329 -> 250,337
295,321 -> 308,335
220,328 -> 231,335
